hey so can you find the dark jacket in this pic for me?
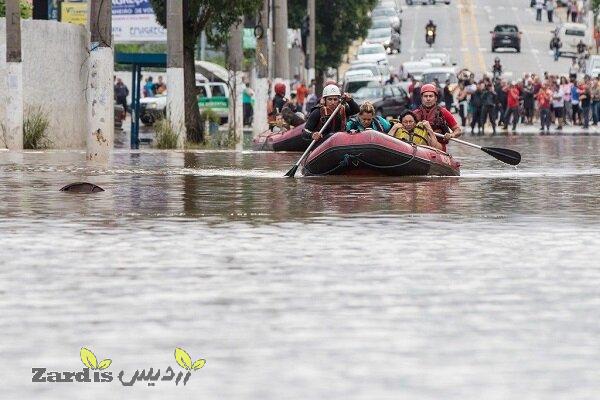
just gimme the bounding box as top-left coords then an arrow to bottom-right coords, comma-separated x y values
115,83 -> 129,99
302,99 -> 360,142
470,90 -> 483,109
481,88 -> 497,107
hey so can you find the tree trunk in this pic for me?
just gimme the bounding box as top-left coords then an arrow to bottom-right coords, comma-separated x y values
183,40 -> 203,143
315,70 -> 324,98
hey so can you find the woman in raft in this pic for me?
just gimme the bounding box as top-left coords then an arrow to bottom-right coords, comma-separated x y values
388,110 -> 444,151
346,103 -> 444,151
345,101 -> 392,133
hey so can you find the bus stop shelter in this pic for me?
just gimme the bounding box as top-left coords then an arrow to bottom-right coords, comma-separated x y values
115,53 -> 167,149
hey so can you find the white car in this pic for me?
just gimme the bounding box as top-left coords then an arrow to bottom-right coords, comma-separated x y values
371,7 -> 400,27
399,60 -> 433,81
348,62 -> 390,83
356,43 -> 387,63
422,52 -> 452,66
342,74 -> 382,95
556,23 -> 591,56
421,67 -> 458,88
366,28 -> 392,48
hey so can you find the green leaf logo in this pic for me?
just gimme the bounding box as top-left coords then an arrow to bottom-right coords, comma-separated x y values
174,348 -> 205,371
80,348 -> 111,370
80,348 -> 98,369
98,359 -> 112,370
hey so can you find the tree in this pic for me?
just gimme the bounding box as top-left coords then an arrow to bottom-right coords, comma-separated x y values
288,0 -> 376,89
0,0 -> 32,18
149,0 -> 261,143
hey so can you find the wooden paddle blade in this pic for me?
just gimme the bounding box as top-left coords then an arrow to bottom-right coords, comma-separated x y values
482,147 -> 521,165
284,165 -> 299,178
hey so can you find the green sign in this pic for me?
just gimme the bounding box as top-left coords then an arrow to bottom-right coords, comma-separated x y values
198,96 -> 228,110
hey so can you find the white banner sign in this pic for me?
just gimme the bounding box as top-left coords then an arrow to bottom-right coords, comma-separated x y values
112,0 -> 167,43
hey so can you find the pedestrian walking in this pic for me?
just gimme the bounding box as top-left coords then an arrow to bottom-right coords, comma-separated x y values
550,34 -> 562,61
570,1 -> 578,23
535,0 -> 544,21
546,0 -> 554,23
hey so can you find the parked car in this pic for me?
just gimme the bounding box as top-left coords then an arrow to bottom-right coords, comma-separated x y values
555,23 -> 591,56
342,73 -> 382,96
366,28 -> 392,49
407,0 -> 449,4
371,17 -> 393,30
491,24 -> 521,53
399,60 -> 433,81
348,62 -> 390,83
356,43 -> 387,63
140,81 -> 229,126
422,67 -> 458,88
354,83 -> 409,118
422,52 -> 452,66
371,7 -> 401,28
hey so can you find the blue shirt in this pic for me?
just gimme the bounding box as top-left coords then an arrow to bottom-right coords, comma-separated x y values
571,85 -> 580,103
346,116 -> 392,133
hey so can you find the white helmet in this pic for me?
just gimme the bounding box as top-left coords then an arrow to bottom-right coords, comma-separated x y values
322,84 -> 341,98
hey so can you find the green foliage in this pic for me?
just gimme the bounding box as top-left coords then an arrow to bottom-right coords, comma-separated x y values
289,0 -> 377,72
148,0 -> 262,48
153,119 -> 180,149
593,0 -> 600,15
23,106 -> 52,149
200,108 -> 221,124
0,0 -> 32,18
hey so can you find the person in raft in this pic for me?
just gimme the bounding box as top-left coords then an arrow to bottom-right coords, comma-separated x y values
412,83 -> 462,152
346,101 -> 392,133
303,84 -> 360,144
388,110 -> 444,151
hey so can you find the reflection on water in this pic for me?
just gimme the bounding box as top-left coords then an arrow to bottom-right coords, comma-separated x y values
2,136 -> 600,399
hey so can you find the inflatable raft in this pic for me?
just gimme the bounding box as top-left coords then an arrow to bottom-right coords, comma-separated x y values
302,130 -> 460,176
252,123 -> 309,152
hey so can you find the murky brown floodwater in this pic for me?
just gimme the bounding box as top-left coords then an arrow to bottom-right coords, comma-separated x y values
2,135 -> 600,399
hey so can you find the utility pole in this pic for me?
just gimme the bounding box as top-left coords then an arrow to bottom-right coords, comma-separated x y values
308,0 -> 316,83
5,0 -> 23,150
87,0 -> 113,162
227,18 -> 244,149
273,0 -> 289,82
167,0 -> 185,149
253,0 -> 270,138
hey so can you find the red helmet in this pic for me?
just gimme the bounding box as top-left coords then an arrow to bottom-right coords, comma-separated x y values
420,83 -> 438,97
274,82 -> 286,96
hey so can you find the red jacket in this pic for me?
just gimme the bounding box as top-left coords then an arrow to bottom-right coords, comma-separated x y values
506,87 -> 520,108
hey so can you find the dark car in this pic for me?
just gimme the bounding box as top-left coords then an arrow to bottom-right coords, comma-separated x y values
491,24 -> 521,52
354,83 -> 409,118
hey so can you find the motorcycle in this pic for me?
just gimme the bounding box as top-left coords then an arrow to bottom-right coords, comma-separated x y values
426,28 -> 435,47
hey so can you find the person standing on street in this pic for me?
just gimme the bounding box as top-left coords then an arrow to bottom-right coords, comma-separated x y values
559,76 -> 573,125
469,82 -> 484,135
114,78 -> 129,113
550,34 -> 562,61
536,82 -> 552,133
242,82 -> 254,127
523,80 -> 535,125
481,82 -> 497,135
551,83 -> 565,130
571,81 -> 581,125
590,78 -> 600,125
570,1 -> 578,23
579,79 -> 591,128
503,81 -> 521,132
546,0 -> 555,23
535,0 -> 544,21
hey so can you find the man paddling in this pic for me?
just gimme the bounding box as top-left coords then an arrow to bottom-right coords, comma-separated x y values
413,83 -> 462,152
303,84 -> 360,144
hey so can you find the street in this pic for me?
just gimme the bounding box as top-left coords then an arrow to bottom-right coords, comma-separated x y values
388,0 -> 580,78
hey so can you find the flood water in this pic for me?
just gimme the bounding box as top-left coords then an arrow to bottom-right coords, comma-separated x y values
2,135 -> 600,399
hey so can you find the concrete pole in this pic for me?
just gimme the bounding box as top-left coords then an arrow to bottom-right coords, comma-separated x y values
308,0 -> 316,83
273,0 -> 289,81
227,18 -> 244,148
5,0 -> 23,150
87,0 -> 113,162
253,0 -> 270,138
167,0 -> 186,149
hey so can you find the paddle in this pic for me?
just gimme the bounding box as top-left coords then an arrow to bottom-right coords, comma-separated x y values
434,132 -> 521,166
284,102 -> 344,178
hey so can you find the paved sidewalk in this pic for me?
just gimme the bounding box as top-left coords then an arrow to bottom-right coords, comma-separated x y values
462,123 -> 600,136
